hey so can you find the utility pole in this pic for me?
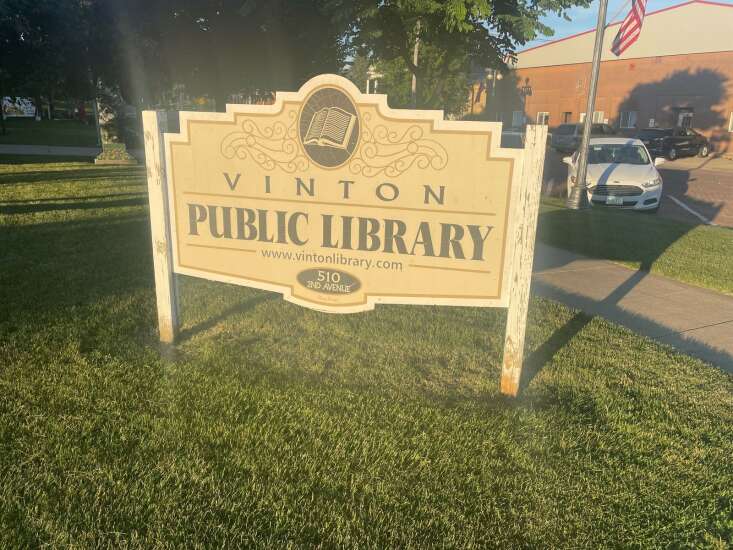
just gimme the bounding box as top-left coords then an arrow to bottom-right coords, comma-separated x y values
411,19 -> 420,109
566,0 -> 609,210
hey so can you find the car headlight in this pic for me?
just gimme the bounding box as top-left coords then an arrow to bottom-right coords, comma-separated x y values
642,176 -> 662,188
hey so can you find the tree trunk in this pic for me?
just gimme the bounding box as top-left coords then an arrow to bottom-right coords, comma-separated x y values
48,91 -> 55,120
93,97 -> 102,146
411,19 -> 421,109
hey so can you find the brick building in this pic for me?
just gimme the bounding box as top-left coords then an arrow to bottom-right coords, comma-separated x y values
474,1 -> 733,154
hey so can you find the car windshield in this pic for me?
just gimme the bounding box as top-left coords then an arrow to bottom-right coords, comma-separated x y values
554,124 -> 576,135
588,144 -> 650,165
638,129 -> 669,139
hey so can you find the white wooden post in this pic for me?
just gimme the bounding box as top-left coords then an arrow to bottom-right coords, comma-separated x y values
142,110 -> 179,343
500,125 -> 548,396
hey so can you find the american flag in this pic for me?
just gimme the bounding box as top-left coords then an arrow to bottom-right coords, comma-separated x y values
611,0 -> 647,56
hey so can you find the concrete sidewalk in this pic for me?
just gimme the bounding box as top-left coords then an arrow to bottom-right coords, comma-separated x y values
532,243 -> 733,371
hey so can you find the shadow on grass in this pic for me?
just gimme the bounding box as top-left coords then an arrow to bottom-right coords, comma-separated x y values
536,204 -> 706,270
0,214 -> 152,315
0,191 -> 145,204
176,291 -> 278,343
520,311 -> 592,391
1,196 -> 147,214
0,167 -> 144,185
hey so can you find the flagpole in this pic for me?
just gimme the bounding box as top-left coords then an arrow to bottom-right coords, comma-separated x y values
567,0 -> 610,210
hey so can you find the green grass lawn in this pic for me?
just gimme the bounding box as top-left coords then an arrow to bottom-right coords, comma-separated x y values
0,118 -> 99,147
538,197 -> 733,295
1,160 -> 731,547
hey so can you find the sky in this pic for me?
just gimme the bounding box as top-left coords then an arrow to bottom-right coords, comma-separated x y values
524,0 -> 733,50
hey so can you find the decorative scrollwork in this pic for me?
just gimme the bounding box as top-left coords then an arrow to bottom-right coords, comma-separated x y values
348,113 -> 448,178
221,110 -> 309,173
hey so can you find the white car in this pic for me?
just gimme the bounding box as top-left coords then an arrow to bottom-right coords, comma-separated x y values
563,138 -> 665,212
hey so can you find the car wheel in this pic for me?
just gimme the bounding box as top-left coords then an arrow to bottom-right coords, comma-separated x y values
667,147 -> 677,161
698,144 -> 709,157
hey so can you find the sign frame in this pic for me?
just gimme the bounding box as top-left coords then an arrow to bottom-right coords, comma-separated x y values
142,74 -> 547,396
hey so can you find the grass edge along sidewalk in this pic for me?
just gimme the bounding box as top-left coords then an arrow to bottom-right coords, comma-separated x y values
0,159 -> 731,547
538,197 -> 733,296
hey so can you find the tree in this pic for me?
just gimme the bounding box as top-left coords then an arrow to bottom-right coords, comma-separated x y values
346,49 -> 472,116
132,0 -> 348,110
0,0 -> 349,114
0,0 -> 92,116
2,0 -> 592,119
335,0 -> 591,112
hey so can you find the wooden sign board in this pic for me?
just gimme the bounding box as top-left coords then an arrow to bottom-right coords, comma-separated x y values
143,74 -> 547,396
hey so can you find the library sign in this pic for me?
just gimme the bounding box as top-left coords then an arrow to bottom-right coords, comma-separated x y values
143,74 -> 546,395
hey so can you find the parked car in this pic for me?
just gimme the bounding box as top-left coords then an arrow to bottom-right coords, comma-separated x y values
563,138 -> 665,212
636,127 -> 710,160
551,123 -> 616,153
500,130 -> 525,149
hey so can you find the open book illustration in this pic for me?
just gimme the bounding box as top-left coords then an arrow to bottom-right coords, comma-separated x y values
304,107 -> 357,149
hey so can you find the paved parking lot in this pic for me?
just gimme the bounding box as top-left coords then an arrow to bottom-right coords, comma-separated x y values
658,159 -> 733,227
542,149 -> 733,228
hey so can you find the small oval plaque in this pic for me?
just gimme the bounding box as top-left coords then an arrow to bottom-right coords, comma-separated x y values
297,268 -> 361,295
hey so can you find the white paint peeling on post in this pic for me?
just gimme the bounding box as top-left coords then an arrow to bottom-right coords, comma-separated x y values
142,110 -> 179,343
500,125 -> 548,396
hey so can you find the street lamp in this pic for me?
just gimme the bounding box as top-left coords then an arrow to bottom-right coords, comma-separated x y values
567,0 -> 609,210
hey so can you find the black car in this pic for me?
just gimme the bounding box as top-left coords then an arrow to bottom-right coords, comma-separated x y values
550,123 -> 616,153
636,127 -> 710,160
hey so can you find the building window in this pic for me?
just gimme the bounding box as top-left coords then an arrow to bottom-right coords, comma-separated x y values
620,111 -> 637,128
728,112 -> 733,132
580,111 -> 604,123
677,109 -> 694,128
562,112 -> 572,123
536,112 -> 549,125
511,111 -> 525,127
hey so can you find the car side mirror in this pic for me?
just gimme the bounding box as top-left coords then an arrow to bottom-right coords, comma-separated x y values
654,157 -> 665,166
562,156 -> 573,165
